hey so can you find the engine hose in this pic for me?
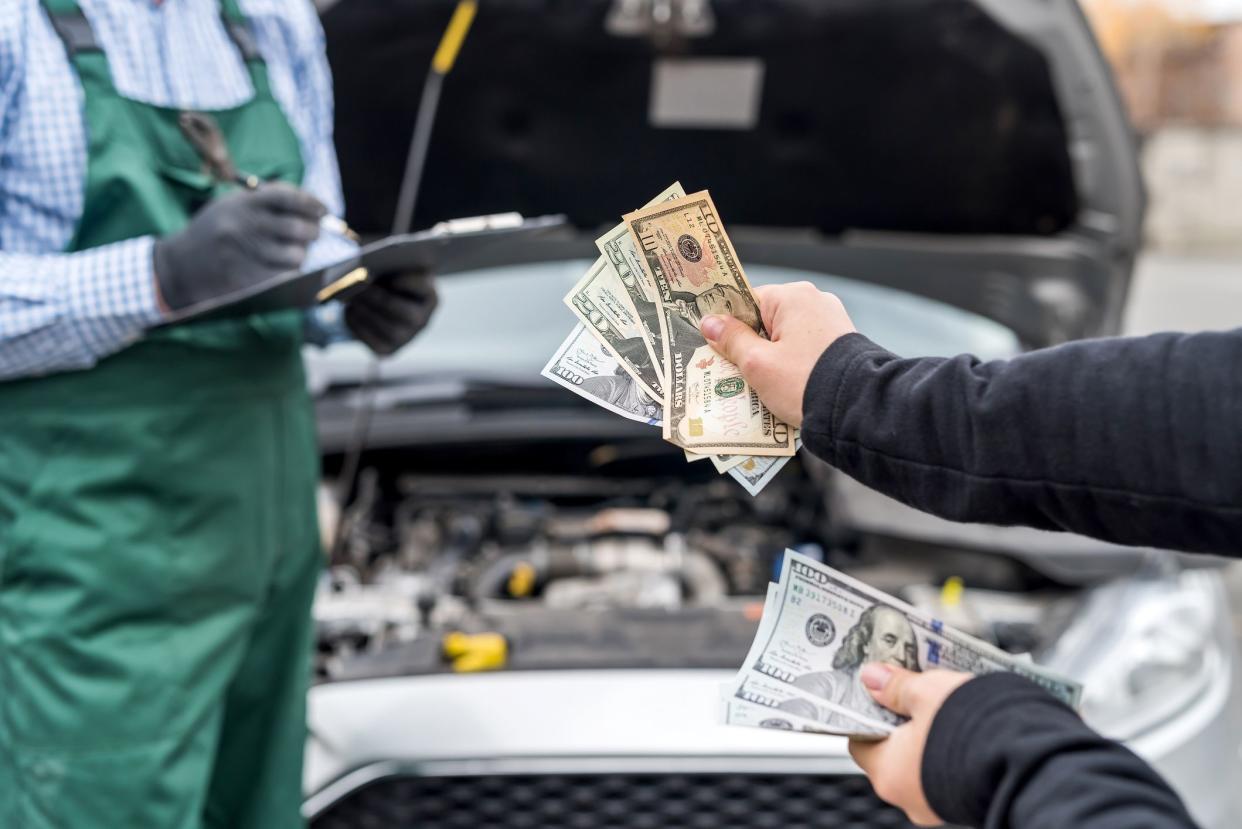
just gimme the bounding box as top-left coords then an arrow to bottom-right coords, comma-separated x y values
471,549 -> 579,601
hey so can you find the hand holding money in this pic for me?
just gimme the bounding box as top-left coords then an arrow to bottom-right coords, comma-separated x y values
847,665 -> 971,827
624,191 -> 794,457
545,183 -> 800,495
700,281 -> 858,428
721,550 -> 1081,739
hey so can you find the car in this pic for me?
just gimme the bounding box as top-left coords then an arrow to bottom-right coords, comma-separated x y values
301,1 -> 1242,827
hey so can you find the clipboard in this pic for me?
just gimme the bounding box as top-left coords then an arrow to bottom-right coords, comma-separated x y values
159,213 -> 567,326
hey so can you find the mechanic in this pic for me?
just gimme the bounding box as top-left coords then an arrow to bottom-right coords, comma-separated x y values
0,1 -> 435,826
699,282 -> 1240,828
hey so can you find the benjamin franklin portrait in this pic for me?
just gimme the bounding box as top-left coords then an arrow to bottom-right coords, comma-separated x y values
778,605 -> 921,727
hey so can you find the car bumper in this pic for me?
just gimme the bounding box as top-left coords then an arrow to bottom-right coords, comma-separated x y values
304,664 -> 1241,826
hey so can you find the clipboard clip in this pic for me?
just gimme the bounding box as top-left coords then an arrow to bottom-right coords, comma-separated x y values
317,267 -> 370,303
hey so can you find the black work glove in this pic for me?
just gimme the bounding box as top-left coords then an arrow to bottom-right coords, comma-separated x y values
344,270 -> 439,356
153,182 -> 326,312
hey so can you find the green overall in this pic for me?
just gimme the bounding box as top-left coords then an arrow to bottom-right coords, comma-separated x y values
0,1 -> 321,826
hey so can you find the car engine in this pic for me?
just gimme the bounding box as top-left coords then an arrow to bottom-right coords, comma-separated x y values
313,443 -> 1081,682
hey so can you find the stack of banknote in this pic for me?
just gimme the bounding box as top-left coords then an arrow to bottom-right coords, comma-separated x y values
721,550 -> 1083,738
542,183 -> 798,496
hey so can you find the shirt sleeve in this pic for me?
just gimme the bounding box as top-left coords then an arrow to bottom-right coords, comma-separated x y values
799,330 -> 1242,555
275,0 -> 356,347
0,0 -> 164,380
0,239 -> 165,380
923,674 -> 1198,829
0,0 -> 25,147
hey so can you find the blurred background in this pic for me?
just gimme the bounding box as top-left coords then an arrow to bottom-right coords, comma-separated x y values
1083,0 -> 1242,331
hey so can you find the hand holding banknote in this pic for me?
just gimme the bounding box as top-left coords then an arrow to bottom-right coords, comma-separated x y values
623,190 -> 794,457
699,281 -> 857,427
720,551 -> 1085,823
546,183 -> 801,495
848,664 -> 972,827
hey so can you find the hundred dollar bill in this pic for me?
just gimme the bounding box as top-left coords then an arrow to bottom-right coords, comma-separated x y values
565,258 -> 665,403
595,181 -> 686,384
747,551 -> 1082,728
541,324 -> 662,426
721,585 -> 889,737
718,684 -> 848,737
623,191 -> 794,457
729,670 -> 893,738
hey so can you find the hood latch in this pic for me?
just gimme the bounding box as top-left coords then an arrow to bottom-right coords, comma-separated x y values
606,0 -> 716,44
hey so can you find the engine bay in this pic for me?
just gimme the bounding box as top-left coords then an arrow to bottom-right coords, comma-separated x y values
314,438 -> 1081,682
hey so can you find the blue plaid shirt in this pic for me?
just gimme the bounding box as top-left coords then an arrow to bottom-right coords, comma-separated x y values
0,0 -> 355,381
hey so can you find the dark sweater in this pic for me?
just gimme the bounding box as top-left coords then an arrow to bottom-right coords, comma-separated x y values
801,329 -> 1242,828
925,674 -> 1199,828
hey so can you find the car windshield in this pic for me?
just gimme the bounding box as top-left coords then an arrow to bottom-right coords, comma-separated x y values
304,260 -> 1021,393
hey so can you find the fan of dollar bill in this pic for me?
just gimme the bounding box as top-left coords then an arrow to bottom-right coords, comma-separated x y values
721,550 -> 1084,738
541,183 -> 800,496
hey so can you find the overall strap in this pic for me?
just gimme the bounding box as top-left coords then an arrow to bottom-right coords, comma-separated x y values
217,0 -> 275,99
40,0 -> 118,96
41,0 -> 275,102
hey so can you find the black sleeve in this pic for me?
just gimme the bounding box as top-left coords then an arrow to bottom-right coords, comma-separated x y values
923,674 -> 1198,829
800,330 -> 1242,555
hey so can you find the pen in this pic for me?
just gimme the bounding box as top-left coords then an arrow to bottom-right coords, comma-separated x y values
318,213 -> 359,242
231,173 -> 359,243
227,171 -> 359,243
178,111 -> 360,243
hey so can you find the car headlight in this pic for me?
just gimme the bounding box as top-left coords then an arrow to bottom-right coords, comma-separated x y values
1046,565 -> 1231,742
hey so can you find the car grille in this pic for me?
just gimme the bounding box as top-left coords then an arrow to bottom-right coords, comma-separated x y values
310,772 -> 921,829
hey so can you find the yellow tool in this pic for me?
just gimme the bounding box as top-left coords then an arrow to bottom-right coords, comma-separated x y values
432,0 -> 478,75
940,575 -> 965,608
391,0 -> 479,235
442,631 -> 508,673
507,561 -> 537,598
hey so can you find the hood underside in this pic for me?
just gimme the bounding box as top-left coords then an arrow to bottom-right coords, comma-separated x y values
327,0 -> 1084,234
321,0 -> 1144,340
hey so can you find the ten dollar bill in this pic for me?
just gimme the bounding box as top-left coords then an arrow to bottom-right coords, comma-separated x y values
623,191 -> 794,456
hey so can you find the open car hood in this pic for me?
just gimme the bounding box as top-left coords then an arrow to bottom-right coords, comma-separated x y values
320,0 -> 1143,346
